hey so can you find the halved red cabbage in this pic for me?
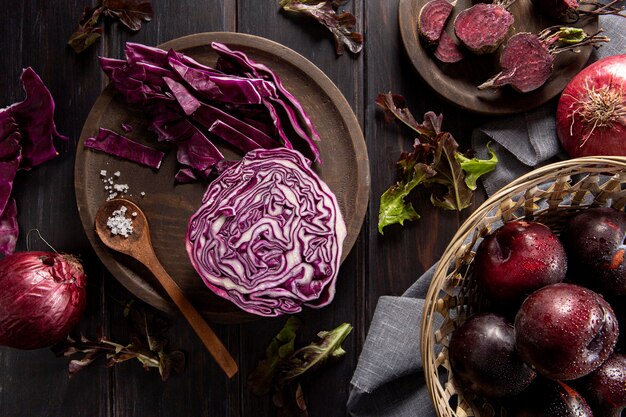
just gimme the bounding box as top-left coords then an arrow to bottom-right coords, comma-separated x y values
99,41 -> 322,181
85,128 -> 165,169
185,147 -> 346,317
0,68 -> 66,255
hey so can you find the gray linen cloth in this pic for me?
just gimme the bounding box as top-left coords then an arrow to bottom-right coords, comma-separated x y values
347,15 -> 626,417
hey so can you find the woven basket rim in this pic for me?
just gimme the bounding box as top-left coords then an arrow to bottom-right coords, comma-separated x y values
420,155 -> 626,417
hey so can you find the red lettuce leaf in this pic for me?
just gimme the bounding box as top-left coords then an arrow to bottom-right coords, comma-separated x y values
101,0 -> 154,31
279,0 -> 363,56
68,6 -> 104,53
84,128 -> 165,169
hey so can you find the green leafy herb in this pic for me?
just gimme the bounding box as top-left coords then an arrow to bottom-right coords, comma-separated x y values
278,322 -> 352,383
455,143 -> 498,190
376,92 -> 498,234
248,320 -> 352,417
52,301 -> 185,381
69,0 -> 153,53
279,0 -> 363,56
248,316 -> 301,396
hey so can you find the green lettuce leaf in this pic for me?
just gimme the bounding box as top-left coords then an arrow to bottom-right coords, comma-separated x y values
455,143 -> 498,191
248,316 -> 301,396
278,323 -> 352,383
376,92 -> 498,234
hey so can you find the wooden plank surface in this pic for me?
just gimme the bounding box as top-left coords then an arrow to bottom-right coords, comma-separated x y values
0,0 -> 487,416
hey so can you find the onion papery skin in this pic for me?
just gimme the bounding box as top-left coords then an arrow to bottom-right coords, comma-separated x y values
186,148 -> 346,317
0,252 -> 87,349
557,54 -> 626,158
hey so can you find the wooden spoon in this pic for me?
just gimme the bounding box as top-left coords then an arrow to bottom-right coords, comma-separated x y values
94,198 -> 238,378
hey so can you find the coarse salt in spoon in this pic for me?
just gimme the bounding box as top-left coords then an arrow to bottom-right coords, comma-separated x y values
94,198 -> 238,378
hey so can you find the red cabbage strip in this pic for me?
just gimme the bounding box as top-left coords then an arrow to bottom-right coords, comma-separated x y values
176,128 -> 224,178
163,77 -> 202,116
0,199 -> 17,255
208,120 -> 263,153
0,158 -> 20,216
168,53 -> 277,105
212,42 -> 322,161
192,103 -> 278,149
85,128 -> 165,169
186,147 -> 346,317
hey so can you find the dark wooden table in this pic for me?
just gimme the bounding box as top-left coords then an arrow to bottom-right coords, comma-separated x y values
0,1 -> 487,415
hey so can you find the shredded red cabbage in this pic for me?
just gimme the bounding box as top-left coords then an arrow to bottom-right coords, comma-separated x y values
84,128 -> 165,169
185,147 -> 346,317
98,41 -> 322,182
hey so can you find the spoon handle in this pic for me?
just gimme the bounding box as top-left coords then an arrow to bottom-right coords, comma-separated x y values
141,253 -> 239,378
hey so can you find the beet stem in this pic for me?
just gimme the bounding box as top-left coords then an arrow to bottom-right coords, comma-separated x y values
580,0 -> 626,17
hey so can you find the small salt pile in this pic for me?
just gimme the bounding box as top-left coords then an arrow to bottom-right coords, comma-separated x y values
106,206 -> 133,238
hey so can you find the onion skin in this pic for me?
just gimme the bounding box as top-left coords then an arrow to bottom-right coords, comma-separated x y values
0,252 -> 87,349
557,54 -> 626,158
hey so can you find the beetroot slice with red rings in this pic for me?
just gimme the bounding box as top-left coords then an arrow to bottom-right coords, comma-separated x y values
454,3 -> 514,54
418,0 -> 454,44
479,32 -> 554,93
434,31 -> 465,63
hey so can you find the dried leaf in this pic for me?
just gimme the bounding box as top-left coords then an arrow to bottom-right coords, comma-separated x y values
52,302 -> 185,381
102,0 -> 154,31
67,6 -> 104,53
280,0 -> 363,56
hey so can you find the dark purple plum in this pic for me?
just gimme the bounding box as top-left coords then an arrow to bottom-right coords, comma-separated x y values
515,283 -> 618,380
448,312 -> 536,398
473,220 -> 567,306
562,207 -> 626,296
508,379 -> 593,417
584,353 -> 626,417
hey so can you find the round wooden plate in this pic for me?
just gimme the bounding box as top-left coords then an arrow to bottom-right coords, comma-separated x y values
75,32 -> 370,323
399,0 -> 599,115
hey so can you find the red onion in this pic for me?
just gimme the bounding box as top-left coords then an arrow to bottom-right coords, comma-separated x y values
557,54 -> 626,158
0,252 -> 87,349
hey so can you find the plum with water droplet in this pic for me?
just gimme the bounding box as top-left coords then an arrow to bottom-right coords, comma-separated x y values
515,283 -> 618,380
448,312 -> 536,398
508,379 -> 593,417
473,220 -> 567,307
562,207 -> 626,296
584,353 -> 626,417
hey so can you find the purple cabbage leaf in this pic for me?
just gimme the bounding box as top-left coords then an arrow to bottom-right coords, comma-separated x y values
84,128 -> 165,169
185,147 -> 346,317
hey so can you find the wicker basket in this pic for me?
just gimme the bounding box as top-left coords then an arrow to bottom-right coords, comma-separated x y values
421,156 -> 626,417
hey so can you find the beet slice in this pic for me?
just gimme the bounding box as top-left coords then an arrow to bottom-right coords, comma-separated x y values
434,31 -> 465,63
478,32 -> 553,93
478,27 -> 609,93
454,3 -> 514,54
418,0 -> 454,44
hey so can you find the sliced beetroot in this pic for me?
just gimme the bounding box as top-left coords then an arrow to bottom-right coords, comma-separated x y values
454,3 -> 514,54
479,27 -> 609,93
479,32 -> 553,93
418,0 -> 454,45
434,31 -> 465,63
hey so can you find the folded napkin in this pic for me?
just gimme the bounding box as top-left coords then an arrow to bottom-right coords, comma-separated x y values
347,14 -> 625,417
